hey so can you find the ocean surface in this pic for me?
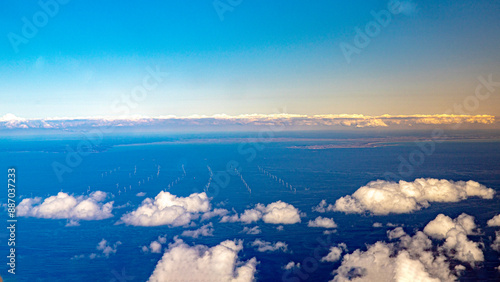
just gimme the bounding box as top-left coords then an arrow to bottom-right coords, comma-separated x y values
0,130 -> 499,281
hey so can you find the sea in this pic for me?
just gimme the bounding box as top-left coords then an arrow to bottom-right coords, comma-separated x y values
0,130 -> 499,281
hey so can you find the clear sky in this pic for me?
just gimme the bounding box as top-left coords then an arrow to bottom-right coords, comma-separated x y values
1,0 -> 499,118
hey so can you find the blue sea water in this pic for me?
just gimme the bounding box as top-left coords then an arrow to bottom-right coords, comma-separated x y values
0,131 -> 499,281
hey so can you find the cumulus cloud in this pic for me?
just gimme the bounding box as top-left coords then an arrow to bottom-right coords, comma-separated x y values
17,191 -> 113,220
96,239 -> 121,257
321,243 -> 347,262
312,199 -> 329,213
423,213 -> 476,239
332,178 -> 495,215
423,213 -> 483,264
136,192 -> 146,197
331,213 -> 487,282
491,231 -> 500,252
308,216 -> 337,228
149,241 -> 162,253
181,223 -> 214,238
73,239 -> 121,260
65,219 -> 80,227
147,239 -> 257,282
221,201 -> 301,225
142,235 -> 168,253
250,239 -> 288,253
201,208 -> 229,221
487,214 -> 500,227
240,226 -> 262,235
387,227 -> 407,240
283,261 -> 301,270
333,231 -> 457,281
121,191 -> 211,227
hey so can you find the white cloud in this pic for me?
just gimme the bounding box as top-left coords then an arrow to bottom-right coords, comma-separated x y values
201,208 -> 229,221
71,254 -> 85,260
142,235 -> 168,254
250,239 -> 288,253
387,227 -> 406,240
313,199 -> 329,213
332,231 -> 457,282
491,231 -> 500,252
487,214 -> 500,227
423,213 -> 476,239
96,239 -> 121,257
240,226 -> 262,235
423,214 -> 483,264
181,223 -> 214,238
149,241 -> 162,254
321,243 -> 347,262
373,222 -> 383,228
65,219 -> 80,227
308,216 -> 337,228
260,201 -> 302,224
121,191 -> 210,227
2,114 -> 494,130
333,179 -> 495,215
148,239 -> 257,282
331,212 -> 488,282
221,201 -> 301,225
17,191 -> 113,220
283,261 -> 300,270
77,239 -> 122,260
136,192 -> 146,197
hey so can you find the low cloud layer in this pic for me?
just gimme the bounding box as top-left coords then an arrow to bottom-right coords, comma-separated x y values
17,191 -> 113,220
1,113 -> 496,130
329,178 -> 495,215
121,191 -> 211,227
148,239 -> 257,282
221,201 -> 301,225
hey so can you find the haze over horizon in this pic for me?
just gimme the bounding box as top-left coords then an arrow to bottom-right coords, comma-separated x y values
1,0 -> 499,121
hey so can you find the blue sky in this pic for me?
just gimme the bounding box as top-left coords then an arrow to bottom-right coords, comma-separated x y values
1,0 -> 499,118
